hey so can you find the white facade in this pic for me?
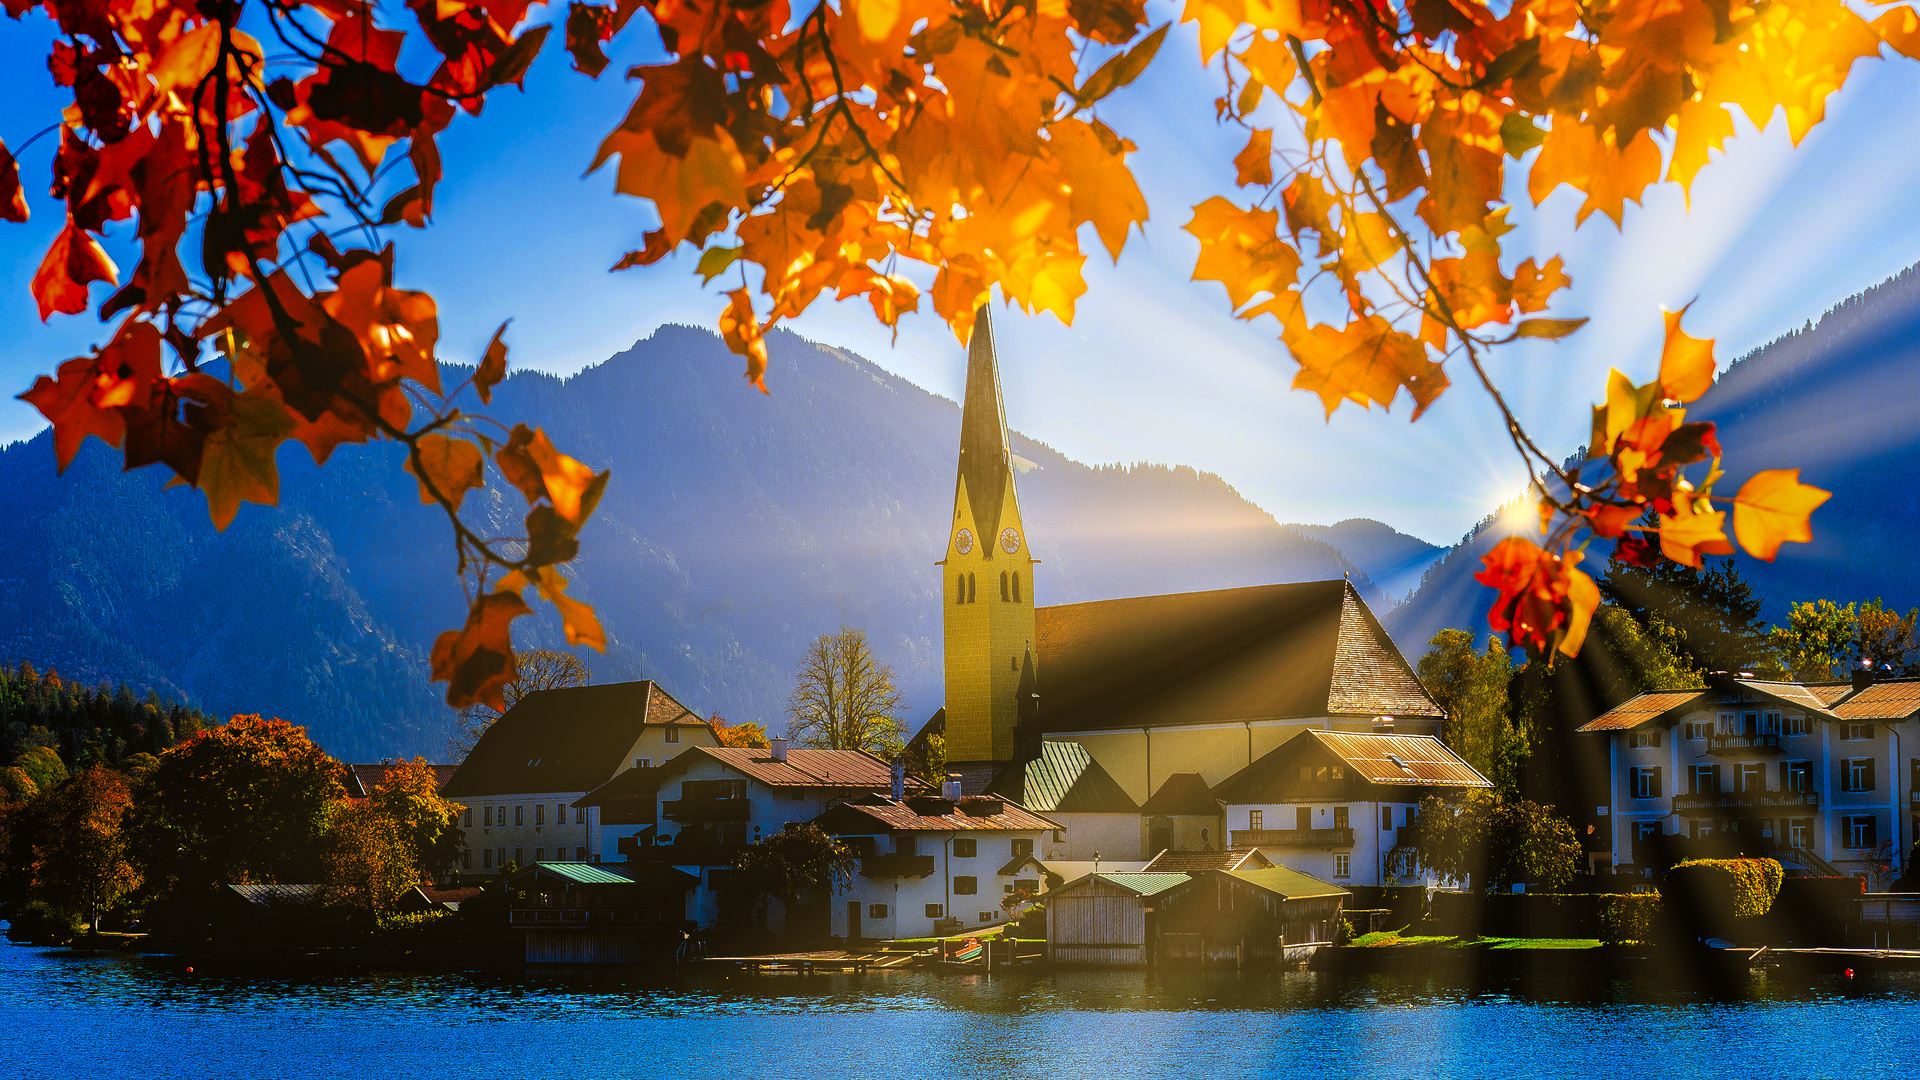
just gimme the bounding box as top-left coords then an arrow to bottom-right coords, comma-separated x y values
825,828 -> 1050,940
1220,798 -> 1426,888
1041,812 -> 1141,861
459,791 -> 595,873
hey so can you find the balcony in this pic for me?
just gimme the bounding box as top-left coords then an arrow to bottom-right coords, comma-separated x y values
1671,790 -> 1819,813
635,842 -> 744,866
1230,828 -> 1355,848
1706,733 -> 1784,755
859,854 -> 937,879
661,797 -> 751,823
508,908 -> 652,928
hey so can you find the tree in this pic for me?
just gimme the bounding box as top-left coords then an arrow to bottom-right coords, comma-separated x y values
130,714 -> 347,896
1410,790 -> 1581,894
4,0 -> 1860,690
786,628 -> 905,756
1417,629 -> 1524,794
1601,555 -> 1775,673
13,747 -> 68,795
729,824 -> 857,910
1854,598 -> 1920,674
366,757 -> 467,881
1770,599 -> 1859,682
25,766 -> 141,929
449,649 -> 591,759
321,801 -> 420,915
710,717 -> 771,749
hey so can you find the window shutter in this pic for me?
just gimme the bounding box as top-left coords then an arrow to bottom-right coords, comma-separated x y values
1779,761 -> 1788,789
1653,767 -> 1662,799
1867,757 -> 1877,792
1652,728 -> 1662,748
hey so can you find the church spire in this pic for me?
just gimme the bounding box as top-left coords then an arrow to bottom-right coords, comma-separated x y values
957,304 -> 1013,548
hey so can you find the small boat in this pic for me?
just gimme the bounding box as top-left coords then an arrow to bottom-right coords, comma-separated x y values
950,938 -> 983,963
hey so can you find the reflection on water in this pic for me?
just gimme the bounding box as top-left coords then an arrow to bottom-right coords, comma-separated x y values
6,941 -> 1918,1078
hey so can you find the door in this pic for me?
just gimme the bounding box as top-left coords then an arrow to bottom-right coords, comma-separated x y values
848,900 -> 862,942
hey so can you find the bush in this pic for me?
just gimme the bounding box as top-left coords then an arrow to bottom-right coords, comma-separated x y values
1669,858 -> 1783,919
1598,894 -> 1662,945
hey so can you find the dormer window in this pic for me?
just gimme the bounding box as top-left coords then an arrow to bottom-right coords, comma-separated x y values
635,757 -> 651,769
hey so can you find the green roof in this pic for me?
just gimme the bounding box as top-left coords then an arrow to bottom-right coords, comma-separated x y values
1099,873 -> 1192,897
994,741 -> 1138,813
1226,866 -> 1350,900
512,862 -> 640,886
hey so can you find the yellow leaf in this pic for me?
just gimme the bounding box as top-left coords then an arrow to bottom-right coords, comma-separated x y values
592,128 -> 746,246
1557,561 -> 1601,658
531,566 -> 608,652
406,434 -> 486,512
1233,127 -> 1273,187
1286,314 -> 1447,419
1732,469 -> 1830,561
199,390 -> 296,531
1185,196 -> 1300,311
1512,256 -> 1569,314
1048,118 -> 1148,261
1658,497 -> 1731,568
1659,302 -> 1716,403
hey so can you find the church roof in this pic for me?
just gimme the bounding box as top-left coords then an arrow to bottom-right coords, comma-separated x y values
956,305 -> 1015,546
990,741 -> 1139,813
1139,772 -> 1222,816
444,681 -> 708,797
1033,580 -> 1443,735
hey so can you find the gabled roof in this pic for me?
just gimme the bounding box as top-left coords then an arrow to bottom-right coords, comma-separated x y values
1576,679 -> 1847,734
816,792 -> 1060,833
344,762 -> 455,798
225,884 -> 327,908
1141,848 -> 1272,873
1739,680 -> 1842,716
990,742 -> 1138,813
1043,872 -> 1192,899
1577,690 -> 1709,732
1832,679 -> 1920,720
1805,683 -> 1855,707
444,681 -> 709,797
1033,580 -> 1442,735
662,746 -> 921,789
1140,773 -> 1221,816
1213,729 -> 1490,802
1221,866 -> 1349,901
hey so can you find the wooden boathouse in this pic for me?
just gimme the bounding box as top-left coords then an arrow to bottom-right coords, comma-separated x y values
1043,873 -> 1192,967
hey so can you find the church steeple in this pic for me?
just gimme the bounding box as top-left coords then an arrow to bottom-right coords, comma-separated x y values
956,306 -> 1013,547
942,304 -> 1037,772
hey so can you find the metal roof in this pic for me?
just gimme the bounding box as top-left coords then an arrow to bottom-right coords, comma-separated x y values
1832,679 -> 1920,720
512,862 -> 641,886
816,793 -> 1061,833
1225,866 -> 1350,900
1304,730 -> 1491,787
1095,873 -> 1193,897
991,741 -> 1138,813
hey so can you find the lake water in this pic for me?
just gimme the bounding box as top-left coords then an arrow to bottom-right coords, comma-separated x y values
7,941 -> 1919,1078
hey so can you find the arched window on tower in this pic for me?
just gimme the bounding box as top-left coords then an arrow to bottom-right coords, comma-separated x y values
1012,572 -> 1021,602
1000,571 -> 1009,601
967,573 -> 976,603
956,574 -> 965,605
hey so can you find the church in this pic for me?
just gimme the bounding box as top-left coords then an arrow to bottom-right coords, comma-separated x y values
914,307 -> 1471,874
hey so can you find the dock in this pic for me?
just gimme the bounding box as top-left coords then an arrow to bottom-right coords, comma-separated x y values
704,948 -> 924,974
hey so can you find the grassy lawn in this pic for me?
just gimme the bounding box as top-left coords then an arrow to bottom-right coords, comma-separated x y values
1346,931 -> 1603,950
1348,930 -> 1459,947
1476,937 -> 1602,950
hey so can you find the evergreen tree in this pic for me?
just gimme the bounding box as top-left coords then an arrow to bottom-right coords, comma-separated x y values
1601,554 -> 1774,673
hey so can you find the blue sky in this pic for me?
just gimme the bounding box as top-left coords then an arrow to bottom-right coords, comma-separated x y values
6,3 -> 1920,545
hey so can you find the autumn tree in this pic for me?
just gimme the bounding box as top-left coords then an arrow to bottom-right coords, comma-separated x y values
1417,628 -> 1524,794
786,628 -> 905,756
321,801 -> 419,914
1771,599 -> 1859,682
729,823 -> 857,910
13,747 -> 69,795
5,0 -> 1880,681
449,648 -> 592,759
1410,789 -> 1581,894
24,766 -> 142,929
710,717 -> 771,749
369,757 -> 467,879
130,714 -> 347,896
1853,598 -> 1920,674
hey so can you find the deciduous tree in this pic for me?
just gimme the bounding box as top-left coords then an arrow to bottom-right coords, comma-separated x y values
786,628 -> 905,756
24,766 -> 141,929
449,648 -> 591,759
365,757 -> 466,880
711,717 -> 770,749
1417,628 -> 1523,794
729,823 -> 856,909
321,800 -> 420,914
1770,599 -> 1859,682
1410,789 -> 1580,893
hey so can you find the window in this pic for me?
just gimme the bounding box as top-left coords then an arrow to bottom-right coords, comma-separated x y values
577,847 -> 587,860
576,807 -> 586,825
1248,809 -> 1264,831
514,806 -> 523,826
557,802 -> 566,822
666,727 -> 679,744
1015,877 -> 1038,894
925,904 -> 943,918
968,573 -> 976,603
1382,807 -> 1392,831
1691,764 -> 1718,795
1631,767 -> 1661,800
536,804 -> 545,826
1333,807 -> 1349,829
1296,807 -> 1311,830
553,848 -> 565,861
499,848 -> 507,868
1844,758 -> 1875,792
953,839 -> 977,858
1844,722 -> 1875,741
1685,721 -> 1710,741
1845,815 -> 1878,850
462,808 -> 472,828
1718,711 -> 1736,735
1788,714 -> 1812,737
956,575 -> 965,605
1741,711 -> 1760,735
974,911 -> 992,922
1761,711 -> 1781,735
634,758 -> 650,769
483,807 -> 492,827
1011,838 -> 1033,858
868,904 -> 888,919
1788,819 -> 1809,848
1784,760 -> 1811,792
535,848 -> 544,862
1690,820 -> 1712,840
1739,763 -> 1764,792
1011,572 -> 1021,602
1200,828 -> 1210,844
513,848 -> 523,866
954,876 -> 978,895
1635,821 -> 1662,842
463,851 -> 471,869
483,848 -> 492,869
1331,766 -> 1346,780
1630,729 -> 1661,749
1334,854 -> 1351,878
1000,571 -> 1009,601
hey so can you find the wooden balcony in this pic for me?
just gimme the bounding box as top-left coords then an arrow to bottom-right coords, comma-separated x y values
1671,790 -> 1819,812
661,797 -> 751,823
1706,733 -> 1784,755
860,854 -> 937,879
1230,827 -> 1355,848
508,908 -> 651,928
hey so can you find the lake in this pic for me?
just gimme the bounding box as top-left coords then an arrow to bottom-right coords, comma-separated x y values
6,941 -> 1918,1078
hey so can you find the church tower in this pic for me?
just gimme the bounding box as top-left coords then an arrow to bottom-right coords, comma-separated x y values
942,306 -> 1036,773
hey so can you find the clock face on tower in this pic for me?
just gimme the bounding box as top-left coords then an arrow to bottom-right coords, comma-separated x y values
954,529 -> 973,555
1000,527 -> 1022,554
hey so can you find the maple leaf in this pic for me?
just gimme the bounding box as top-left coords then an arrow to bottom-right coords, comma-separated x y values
197,388 -> 298,531
719,288 -> 771,391
32,221 -> 119,321
1234,128 -> 1274,187
1185,197 -> 1300,312
18,353 -> 127,471
1068,0 -> 1148,45
0,137 -> 26,223
432,590 -> 532,711
501,565 -> 608,651
1658,495 -> 1733,568
406,434 -> 487,512
1658,302 -> 1716,403
1287,315 -> 1448,419
1512,256 -> 1569,314
475,321 -> 510,403
1049,119 -> 1148,261
1731,469 -> 1830,561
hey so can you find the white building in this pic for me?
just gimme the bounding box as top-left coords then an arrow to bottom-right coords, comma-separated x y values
443,681 -> 716,875
1212,728 -> 1493,888
816,787 -> 1058,940
987,741 -> 1142,860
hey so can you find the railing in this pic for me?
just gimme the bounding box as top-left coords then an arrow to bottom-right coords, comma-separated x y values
1707,733 -> 1784,755
1671,790 -> 1819,812
859,854 -> 937,879
661,797 -> 751,823
508,909 -> 650,928
1230,828 -> 1355,848
636,842 -> 744,866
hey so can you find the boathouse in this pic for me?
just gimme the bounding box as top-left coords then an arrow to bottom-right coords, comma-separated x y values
1042,872 -> 1191,967
503,862 -> 697,963
1153,866 -> 1349,968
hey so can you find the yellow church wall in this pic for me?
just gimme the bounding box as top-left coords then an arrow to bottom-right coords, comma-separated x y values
942,477 -> 1033,763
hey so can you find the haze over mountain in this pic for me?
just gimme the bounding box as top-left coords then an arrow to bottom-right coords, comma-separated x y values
0,325 -> 1431,760
1385,261 -> 1920,653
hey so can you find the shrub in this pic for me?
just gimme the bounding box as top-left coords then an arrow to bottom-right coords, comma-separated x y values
1598,894 -> 1662,945
1669,858 -> 1784,919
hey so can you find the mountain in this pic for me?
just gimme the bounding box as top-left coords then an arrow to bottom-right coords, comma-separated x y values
0,325 -> 1389,760
1385,261 -> 1920,653
1292,519 -> 1444,607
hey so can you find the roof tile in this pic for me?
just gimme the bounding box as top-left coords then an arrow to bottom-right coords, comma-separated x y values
445,681 -> 709,797
1833,679 -> 1920,720
818,794 -> 1059,833
1576,690 -> 1708,733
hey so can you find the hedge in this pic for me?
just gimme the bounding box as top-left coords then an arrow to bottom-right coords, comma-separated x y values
1669,858 -> 1785,919
1597,894 -> 1662,945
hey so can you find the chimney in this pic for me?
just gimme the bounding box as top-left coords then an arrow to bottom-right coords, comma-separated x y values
1853,663 -> 1874,692
769,738 -> 790,763
1372,715 -> 1395,734
890,757 -> 906,802
942,772 -> 964,800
